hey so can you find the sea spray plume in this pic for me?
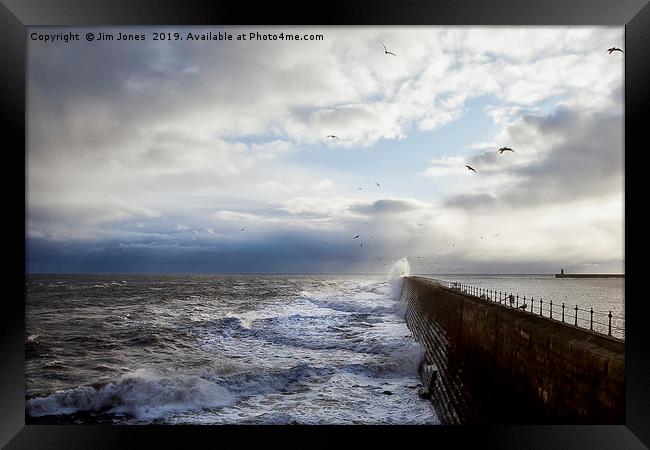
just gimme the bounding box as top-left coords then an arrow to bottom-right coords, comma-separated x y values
388,258 -> 411,301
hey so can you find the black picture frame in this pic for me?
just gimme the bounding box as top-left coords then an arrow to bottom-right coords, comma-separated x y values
2,0 -> 649,447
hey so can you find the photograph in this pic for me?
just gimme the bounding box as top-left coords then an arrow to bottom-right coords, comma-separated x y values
22,25 -> 626,427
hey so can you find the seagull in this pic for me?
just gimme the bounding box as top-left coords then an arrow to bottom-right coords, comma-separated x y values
382,42 -> 397,56
498,147 -> 515,154
376,182 -> 381,187
465,165 -> 477,173
606,47 -> 624,54
353,235 -> 360,239
357,187 -> 362,190
240,226 -> 245,231
518,304 -> 528,310
326,135 -> 342,140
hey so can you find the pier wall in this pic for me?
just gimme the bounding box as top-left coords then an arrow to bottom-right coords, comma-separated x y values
401,276 -> 624,424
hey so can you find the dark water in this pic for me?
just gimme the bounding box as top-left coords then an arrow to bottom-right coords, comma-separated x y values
26,271 -> 437,424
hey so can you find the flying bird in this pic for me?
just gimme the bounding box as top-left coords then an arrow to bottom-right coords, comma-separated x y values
357,187 -> 362,190
326,135 -> 342,140
465,165 -> 477,173
353,235 -> 360,239
240,226 -> 245,231
376,182 -> 381,187
381,41 -> 397,56
498,147 -> 515,154
606,47 -> 624,54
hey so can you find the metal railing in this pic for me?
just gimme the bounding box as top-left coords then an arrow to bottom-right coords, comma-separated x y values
412,277 -> 625,340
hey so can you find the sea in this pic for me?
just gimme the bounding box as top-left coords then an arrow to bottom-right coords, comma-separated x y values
26,260 -> 438,424
25,265 -> 625,425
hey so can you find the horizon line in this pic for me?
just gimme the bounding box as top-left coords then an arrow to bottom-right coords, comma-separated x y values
25,272 -> 624,276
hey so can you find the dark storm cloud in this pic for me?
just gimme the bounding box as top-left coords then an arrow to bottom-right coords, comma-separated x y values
26,229 -> 375,274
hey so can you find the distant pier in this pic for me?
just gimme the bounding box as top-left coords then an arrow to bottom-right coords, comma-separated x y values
555,268 -> 624,278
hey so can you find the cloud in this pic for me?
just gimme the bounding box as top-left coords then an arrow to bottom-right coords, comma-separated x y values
444,104 -> 623,209
26,26 -> 624,273
351,198 -> 430,215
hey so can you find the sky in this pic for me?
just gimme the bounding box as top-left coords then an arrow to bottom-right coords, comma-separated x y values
27,26 -> 625,274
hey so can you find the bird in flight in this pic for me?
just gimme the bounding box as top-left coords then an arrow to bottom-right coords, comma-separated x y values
465,165 -> 477,173
240,226 -> 245,231
498,147 -> 515,154
375,182 -> 381,187
357,187 -> 362,190
326,135 -> 341,140
606,47 -> 624,54
353,235 -> 360,239
382,42 -> 397,56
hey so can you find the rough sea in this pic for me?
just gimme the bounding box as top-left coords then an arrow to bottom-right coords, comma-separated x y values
26,262 -> 439,424
25,267 -> 625,424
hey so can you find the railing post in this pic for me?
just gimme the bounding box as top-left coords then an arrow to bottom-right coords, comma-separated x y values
549,300 -> 553,319
608,311 -> 612,336
590,308 -> 594,331
562,303 -> 565,322
575,305 -> 578,326
516,294 -> 519,308
540,298 -> 543,316
531,297 -> 534,313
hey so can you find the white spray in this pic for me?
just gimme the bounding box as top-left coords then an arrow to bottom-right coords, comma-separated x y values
388,257 -> 411,301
